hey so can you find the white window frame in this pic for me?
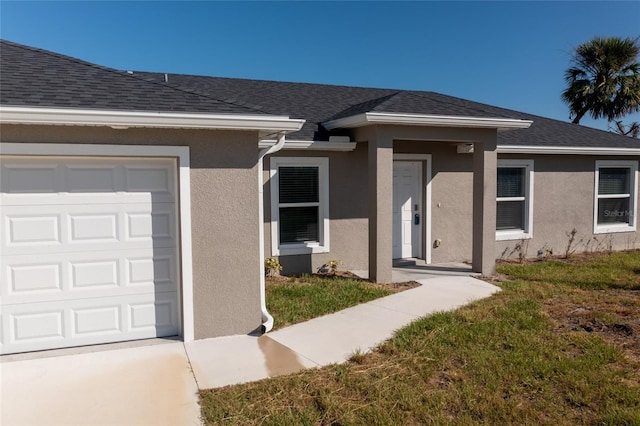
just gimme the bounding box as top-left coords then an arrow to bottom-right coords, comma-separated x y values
594,160 -> 638,234
496,159 -> 534,241
270,157 -> 329,256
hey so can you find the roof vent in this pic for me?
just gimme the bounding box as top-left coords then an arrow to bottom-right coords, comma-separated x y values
164,73 -> 169,83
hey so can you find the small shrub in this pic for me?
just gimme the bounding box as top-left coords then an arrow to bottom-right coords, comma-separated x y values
318,259 -> 341,275
264,257 -> 282,277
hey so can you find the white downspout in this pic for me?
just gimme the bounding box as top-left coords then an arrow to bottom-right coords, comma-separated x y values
258,132 -> 286,333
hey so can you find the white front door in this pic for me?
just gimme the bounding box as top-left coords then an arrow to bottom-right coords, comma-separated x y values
392,161 -> 422,259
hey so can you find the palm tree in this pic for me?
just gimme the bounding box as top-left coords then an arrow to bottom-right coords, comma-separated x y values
562,36 -> 640,125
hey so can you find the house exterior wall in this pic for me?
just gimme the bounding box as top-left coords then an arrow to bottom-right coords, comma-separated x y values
496,154 -> 640,260
0,124 -> 263,339
265,138 -> 482,274
264,140 -> 639,276
395,140 -> 475,263
263,144 -> 370,275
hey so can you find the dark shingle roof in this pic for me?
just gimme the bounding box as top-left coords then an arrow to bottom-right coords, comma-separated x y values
0,40 -> 267,115
1,39 -> 638,149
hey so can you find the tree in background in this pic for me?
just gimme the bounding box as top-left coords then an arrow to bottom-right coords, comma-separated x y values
562,36 -> 640,137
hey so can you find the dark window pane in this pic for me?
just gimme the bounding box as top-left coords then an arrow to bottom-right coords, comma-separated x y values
598,198 -> 631,224
496,200 -> 524,230
280,206 -> 319,243
497,168 -> 524,198
599,168 -> 630,195
279,167 -> 318,203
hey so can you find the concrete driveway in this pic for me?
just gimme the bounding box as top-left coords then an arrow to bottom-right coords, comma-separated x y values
1,341 -> 200,426
1,274 -> 500,425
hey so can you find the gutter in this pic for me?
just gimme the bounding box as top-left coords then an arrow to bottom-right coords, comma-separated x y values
455,144 -> 640,156
258,138 -> 356,152
497,145 -> 640,156
257,132 -> 287,333
0,106 -> 305,132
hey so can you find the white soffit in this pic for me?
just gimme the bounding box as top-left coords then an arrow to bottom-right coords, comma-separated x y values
323,112 -> 533,131
0,106 -> 305,133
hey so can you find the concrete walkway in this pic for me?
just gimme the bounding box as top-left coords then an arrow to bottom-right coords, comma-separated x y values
1,273 -> 500,426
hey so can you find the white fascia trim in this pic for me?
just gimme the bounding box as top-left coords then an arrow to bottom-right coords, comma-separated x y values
259,139 -> 357,151
0,106 -> 305,133
323,112 -> 532,131
0,142 -> 195,342
499,145 -> 640,156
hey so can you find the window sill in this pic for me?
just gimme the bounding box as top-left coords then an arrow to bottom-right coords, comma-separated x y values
496,230 -> 532,241
594,224 -> 636,234
274,243 -> 330,256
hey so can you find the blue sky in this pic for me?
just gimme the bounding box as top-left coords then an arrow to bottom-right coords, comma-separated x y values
1,1 -> 639,131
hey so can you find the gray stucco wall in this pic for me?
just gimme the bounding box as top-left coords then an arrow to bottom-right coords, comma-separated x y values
264,140 -> 639,274
496,154 -> 640,261
263,144 -> 369,275
395,140 -> 475,263
1,124 -> 263,339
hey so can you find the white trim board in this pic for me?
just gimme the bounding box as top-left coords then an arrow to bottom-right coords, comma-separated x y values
324,112 -> 532,131
0,142 -> 195,342
259,139 -> 357,151
497,145 -> 640,156
0,106 -> 305,133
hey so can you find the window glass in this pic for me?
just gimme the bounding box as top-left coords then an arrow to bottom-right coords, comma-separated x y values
270,157 -> 329,255
497,200 -> 525,230
279,167 -> 319,204
594,161 -> 637,233
598,168 -> 630,195
496,160 -> 533,241
280,206 -> 319,243
598,198 -> 631,225
497,168 -> 524,198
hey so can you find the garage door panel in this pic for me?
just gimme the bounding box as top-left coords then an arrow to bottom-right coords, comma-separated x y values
1,157 -> 176,204
11,309 -> 65,343
1,292 -> 179,354
66,165 -> 119,193
2,203 -> 177,255
2,248 -> 178,304
0,155 -> 181,355
125,166 -> 174,195
1,162 -> 60,194
73,305 -> 122,336
6,262 -> 63,294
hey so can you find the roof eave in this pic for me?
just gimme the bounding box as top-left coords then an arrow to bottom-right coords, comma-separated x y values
498,145 -> 640,156
0,106 -> 305,133
323,112 -> 533,131
258,139 -> 357,151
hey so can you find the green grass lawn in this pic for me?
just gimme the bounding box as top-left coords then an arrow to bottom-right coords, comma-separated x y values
200,252 -> 640,425
265,274 -> 400,330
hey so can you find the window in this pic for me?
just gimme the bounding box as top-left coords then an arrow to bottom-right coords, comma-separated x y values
496,159 -> 534,241
270,157 -> 329,256
594,160 -> 637,234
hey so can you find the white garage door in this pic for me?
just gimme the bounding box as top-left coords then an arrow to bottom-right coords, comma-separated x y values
0,156 -> 181,354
